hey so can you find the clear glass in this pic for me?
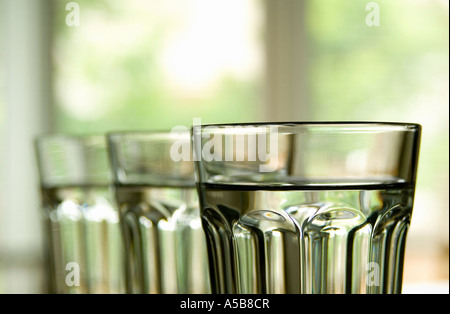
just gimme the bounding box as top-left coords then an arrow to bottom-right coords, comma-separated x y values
35,134 -> 124,294
193,122 -> 421,294
107,131 -> 211,294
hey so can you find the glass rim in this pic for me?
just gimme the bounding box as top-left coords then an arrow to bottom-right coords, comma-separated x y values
34,132 -> 106,145
107,129 -> 189,140
192,121 -> 421,131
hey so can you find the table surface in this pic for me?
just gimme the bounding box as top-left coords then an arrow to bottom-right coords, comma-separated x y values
402,280 -> 449,294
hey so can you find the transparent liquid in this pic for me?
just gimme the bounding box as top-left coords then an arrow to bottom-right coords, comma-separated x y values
199,181 -> 414,294
41,185 -> 124,294
115,185 -> 211,294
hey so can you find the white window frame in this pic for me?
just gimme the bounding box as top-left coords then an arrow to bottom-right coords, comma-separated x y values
0,0 -> 52,293
264,0 -> 309,121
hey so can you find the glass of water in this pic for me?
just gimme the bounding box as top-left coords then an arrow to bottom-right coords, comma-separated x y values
192,122 -> 421,294
107,131 -> 211,294
35,134 -> 124,294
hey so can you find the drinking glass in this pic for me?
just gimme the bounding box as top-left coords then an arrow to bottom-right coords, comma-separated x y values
35,134 -> 124,294
107,131 -> 211,294
193,122 -> 421,294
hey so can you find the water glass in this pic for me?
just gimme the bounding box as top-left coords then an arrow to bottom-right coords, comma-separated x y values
107,131 -> 211,294
35,134 -> 124,294
193,122 -> 421,294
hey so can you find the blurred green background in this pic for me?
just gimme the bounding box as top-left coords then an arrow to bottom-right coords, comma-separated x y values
0,0 -> 448,293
